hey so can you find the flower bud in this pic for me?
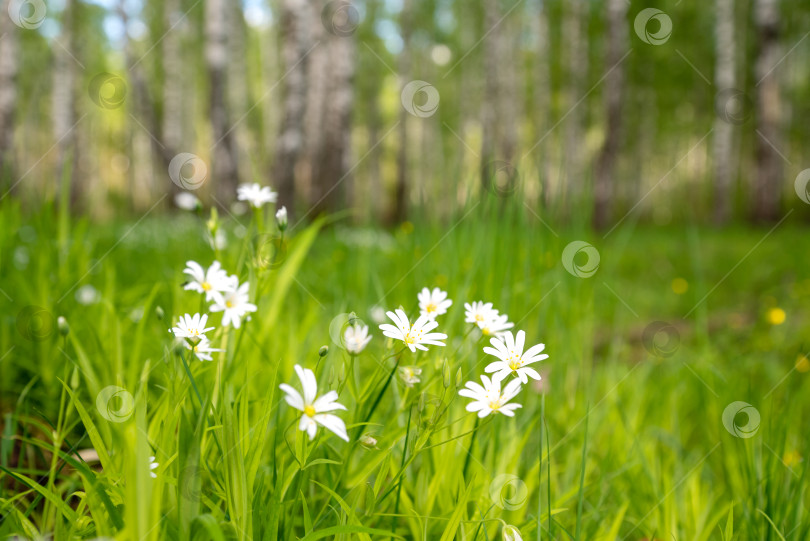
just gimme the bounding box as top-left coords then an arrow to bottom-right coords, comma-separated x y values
318,345 -> 329,357
455,367 -> 463,388
57,316 -> 70,337
155,306 -> 165,321
359,434 -> 378,449
442,360 -> 451,388
206,208 -> 220,236
275,206 -> 288,231
70,365 -> 80,389
502,524 -> 523,541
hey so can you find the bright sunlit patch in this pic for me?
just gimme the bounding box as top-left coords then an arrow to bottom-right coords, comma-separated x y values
796,355 -> 810,373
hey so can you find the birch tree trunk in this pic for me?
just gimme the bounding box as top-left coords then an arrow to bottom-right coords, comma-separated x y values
564,0 -> 588,214
53,0 -> 78,206
712,0 -> 736,223
593,0 -> 628,229
533,2 -> 551,208
479,0 -> 499,192
205,0 -> 239,201
308,10 -> 355,217
751,0 -> 782,222
390,0 -> 411,224
274,0 -> 311,217
0,0 -> 18,180
162,0 -> 184,153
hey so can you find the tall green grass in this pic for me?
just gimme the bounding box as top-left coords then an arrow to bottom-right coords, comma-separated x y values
1,196 -> 809,539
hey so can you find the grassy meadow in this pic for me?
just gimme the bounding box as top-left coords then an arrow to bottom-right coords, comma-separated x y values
1,194 -> 809,540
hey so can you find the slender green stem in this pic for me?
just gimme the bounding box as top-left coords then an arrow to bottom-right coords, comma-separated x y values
462,417 -> 481,480
179,351 -> 204,406
355,351 -> 403,439
392,404 -> 413,534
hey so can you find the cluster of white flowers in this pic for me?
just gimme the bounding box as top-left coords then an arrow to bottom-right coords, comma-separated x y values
183,260 -> 257,329
464,301 -> 515,338
458,301 -> 548,418
169,260 -> 257,363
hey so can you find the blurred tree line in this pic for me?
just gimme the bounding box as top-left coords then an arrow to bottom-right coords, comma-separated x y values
0,0 -> 808,227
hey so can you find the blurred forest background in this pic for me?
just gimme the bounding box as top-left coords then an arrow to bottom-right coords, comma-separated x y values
1,0 -> 808,228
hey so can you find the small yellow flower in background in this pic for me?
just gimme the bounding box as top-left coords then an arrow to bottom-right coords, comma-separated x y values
671,277 -> 688,295
400,221 -> 414,234
783,450 -> 802,468
766,307 -> 786,325
795,355 -> 810,373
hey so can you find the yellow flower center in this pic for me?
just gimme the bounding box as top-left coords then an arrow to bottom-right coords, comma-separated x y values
509,360 -> 521,371
488,400 -> 501,410
475,314 -> 484,322
304,405 -> 316,417
193,345 -> 199,352
426,303 -> 437,313
482,327 -> 491,336
202,281 -> 212,291
226,300 -> 234,308
404,333 -> 416,345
